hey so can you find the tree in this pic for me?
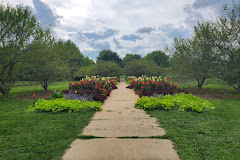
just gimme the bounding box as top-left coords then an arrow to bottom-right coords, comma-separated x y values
0,4 -> 41,95
96,50 -> 122,65
124,59 -> 160,77
54,40 -> 94,79
212,2 -> 240,93
145,50 -> 170,67
23,28 -> 68,91
75,61 -> 122,78
171,21 -> 217,89
122,54 -> 141,67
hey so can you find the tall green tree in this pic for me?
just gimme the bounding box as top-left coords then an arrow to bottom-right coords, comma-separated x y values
212,2 -> 240,93
124,59 -> 159,77
75,61 -> 122,78
96,49 -> 122,65
145,50 -> 170,67
122,53 -> 141,67
23,28 -> 68,91
0,4 -> 41,95
171,21 -> 217,89
54,40 -> 94,79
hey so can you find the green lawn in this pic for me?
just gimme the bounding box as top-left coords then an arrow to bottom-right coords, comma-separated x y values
0,81 -> 69,99
175,78 -> 236,93
148,98 -> 240,160
0,99 -> 95,160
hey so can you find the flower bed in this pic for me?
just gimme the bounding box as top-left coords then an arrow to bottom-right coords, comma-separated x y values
63,76 -> 119,103
127,75 -> 187,97
26,76 -> 119,113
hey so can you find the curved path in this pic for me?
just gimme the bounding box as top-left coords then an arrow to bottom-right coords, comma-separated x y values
63,82 -> 180,160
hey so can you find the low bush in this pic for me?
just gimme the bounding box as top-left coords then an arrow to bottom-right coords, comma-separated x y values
135,93 -> 215,112
26,98 -> 102,113
62,89 -> 107,103
75,61 -> 122,77
62,93 -> 94,101
124,59 -> 159,77
69,76 -> 118,96
127,75 -> 186,96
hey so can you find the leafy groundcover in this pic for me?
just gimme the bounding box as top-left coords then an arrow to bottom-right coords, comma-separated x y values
135,93 -> 215,112
26,98 -> 102,113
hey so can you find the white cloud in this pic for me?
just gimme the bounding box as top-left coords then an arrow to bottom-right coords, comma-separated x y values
2,0 -> 232,61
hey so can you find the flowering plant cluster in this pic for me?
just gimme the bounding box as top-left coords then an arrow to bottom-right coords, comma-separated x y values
68,76 -> 118,96
127,75 -> 180,96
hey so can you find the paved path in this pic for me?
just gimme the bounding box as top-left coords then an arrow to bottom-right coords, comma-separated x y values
63,82 -> 180,160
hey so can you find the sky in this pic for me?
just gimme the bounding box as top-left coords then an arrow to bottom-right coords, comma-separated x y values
1,0 -> 236,61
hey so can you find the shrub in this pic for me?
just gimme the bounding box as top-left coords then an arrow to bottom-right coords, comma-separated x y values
75,61 -> 122,77
26,98 -> 102,113
127,75 -> 184,96
134,93 -> 215,112
63,93 -> 94,101
124,59 -> 160,77
62,89 -> 107,103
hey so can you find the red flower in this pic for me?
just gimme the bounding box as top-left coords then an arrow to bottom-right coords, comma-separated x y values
32,94 -> 36,98
147,81 -> 150,85
44,96 -> 46,99
49,94 -> 51,96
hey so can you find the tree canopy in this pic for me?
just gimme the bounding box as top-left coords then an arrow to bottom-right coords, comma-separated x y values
0,4 -> 40,95
96,49 -> 122,65
145,50 -> 170,67
122,54 -> 141,67
170,1 -> 240,92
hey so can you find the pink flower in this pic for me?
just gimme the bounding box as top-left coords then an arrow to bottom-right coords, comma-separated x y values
32,94 -> 36,98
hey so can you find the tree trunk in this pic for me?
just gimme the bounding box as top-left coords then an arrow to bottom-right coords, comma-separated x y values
41,81 -> 48,91
0,86 -> 10,96
237,83 -> 240,95
197,77 -> 206,89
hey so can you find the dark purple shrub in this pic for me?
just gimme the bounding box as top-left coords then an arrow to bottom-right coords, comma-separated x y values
62,89 -> 107,103
63,93 -> 94,102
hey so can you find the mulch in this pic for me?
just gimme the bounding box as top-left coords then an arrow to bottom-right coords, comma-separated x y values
15,88 -> 239,100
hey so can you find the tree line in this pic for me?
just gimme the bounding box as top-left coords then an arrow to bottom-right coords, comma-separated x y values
170,2 -> 240,94
75,49 -> 170,78
0,4 -> 94,95
1,2 -> 239,95
0,3 -> 169,96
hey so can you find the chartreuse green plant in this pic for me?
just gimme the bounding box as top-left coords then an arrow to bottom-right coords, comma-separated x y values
26,98 -> 102,113
135,93 -> 215,112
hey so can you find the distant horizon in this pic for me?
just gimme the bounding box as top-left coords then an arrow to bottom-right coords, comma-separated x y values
2,0 -> 234,61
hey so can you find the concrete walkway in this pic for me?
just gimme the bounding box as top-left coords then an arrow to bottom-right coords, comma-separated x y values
62,82 -> 180,160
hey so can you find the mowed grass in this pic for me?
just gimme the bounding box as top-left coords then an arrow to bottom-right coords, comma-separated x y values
0,99 -> 95,160
0,81 -> 69,99
148,98 -> 240,160
176,78 -> 236,94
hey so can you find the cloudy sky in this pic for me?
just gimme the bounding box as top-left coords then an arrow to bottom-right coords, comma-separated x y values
1,0 -> 235,60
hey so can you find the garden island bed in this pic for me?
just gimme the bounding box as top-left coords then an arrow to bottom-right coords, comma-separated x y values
26,76 -> 119,113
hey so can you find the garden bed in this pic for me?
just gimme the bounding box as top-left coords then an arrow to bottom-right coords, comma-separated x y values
126,75 -> 188,97
26,76 -> 119,113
